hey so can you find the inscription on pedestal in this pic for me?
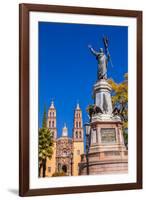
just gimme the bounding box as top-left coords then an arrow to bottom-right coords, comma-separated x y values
101,128 -> 116,143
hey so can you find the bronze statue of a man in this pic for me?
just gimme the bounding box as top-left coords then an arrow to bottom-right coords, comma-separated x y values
88,45 -> 110,80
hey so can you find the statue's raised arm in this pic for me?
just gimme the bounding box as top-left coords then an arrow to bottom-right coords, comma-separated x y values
88,45 -> 99,57
88,44 -> 108,80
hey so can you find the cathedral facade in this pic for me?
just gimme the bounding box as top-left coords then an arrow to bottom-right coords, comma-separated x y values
43,101 -> 84,177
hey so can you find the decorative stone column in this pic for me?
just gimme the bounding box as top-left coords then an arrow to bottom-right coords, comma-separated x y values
93,79 -> 113,115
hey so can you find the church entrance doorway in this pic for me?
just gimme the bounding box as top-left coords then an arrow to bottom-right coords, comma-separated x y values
62,165 -> 67,173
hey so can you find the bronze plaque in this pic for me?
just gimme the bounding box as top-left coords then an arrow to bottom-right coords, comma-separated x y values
101,128 -> 116,143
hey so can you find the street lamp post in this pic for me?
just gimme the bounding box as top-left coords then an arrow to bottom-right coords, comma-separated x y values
70,152 -> 73,176
84,123 -> 91,175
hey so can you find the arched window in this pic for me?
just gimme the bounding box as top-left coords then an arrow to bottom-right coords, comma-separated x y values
79,113 -> 80,118
52,121 -> 54,128
49,121 -> 51,128
79,121 -> 81,128
76,131 -> 78,138
63,150 -> 67,156
48,167 -> 51,172
76,122 -> 78,128
76,113 -> 78,118
77,150 -> 80,155
79,131 -> 82,138
50,112 -> 52,117
52,112 -> 54,117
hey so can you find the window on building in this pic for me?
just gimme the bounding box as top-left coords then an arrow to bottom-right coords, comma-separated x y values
49,121 -> 51,128
79,121 -> 81,128
76,113 -> 78,118
79,131 -> 82,138
76,121 -> 78,128
77,150 -> 80,155
50,112 -> 52,117
63,150 -> 67,156
52,112 -> 54,117
79,113 -> 80,118
48,167 -> 51,173
76,131 -> 78,138
52,121 -> 54,128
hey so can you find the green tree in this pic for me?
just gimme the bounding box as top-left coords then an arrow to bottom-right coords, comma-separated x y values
39,106 -> 54,177
42,105 -> 47,128
108,73 -> 128,147
86,104 -> 94,121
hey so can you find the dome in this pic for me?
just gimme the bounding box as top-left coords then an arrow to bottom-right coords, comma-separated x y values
62,123 -> 68,137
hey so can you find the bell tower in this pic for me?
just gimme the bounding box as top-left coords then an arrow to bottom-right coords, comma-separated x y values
45,101 -> 57,177
72,103 -> 84,175
47,101 -> 57,140
73,103 -> 83,141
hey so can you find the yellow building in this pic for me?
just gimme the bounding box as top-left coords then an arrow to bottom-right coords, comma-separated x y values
41,101 -> 84,177
72,103 -> 84,176
45,101 -> 57,177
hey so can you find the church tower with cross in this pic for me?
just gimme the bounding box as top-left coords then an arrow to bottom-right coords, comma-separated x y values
45,101 -> 57,177
72,103 -> 84,176
47,101 -> 57,140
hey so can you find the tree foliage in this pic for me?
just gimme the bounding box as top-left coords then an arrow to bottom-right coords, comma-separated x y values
42,105 -> 47,128
39,128 -> 54,162
108,73 -> 128,146
86,104 -> 94,120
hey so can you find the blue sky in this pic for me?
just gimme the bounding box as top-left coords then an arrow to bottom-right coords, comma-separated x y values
38,22 -> 128,137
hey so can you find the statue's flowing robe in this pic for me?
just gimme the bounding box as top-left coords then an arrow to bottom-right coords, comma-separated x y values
96,53 -> 107,79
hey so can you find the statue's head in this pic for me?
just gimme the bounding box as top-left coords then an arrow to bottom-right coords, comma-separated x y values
99,48 -> 103,53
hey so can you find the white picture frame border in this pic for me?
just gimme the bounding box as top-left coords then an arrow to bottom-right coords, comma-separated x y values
29,11 -> 137,189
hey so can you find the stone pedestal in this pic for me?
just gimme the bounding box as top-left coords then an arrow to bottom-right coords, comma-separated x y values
79,79 -> 128,175
79,120 -> 128,175
93,79 -> 113,114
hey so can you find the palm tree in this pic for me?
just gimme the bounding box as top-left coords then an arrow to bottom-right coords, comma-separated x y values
39,106 -> 54,177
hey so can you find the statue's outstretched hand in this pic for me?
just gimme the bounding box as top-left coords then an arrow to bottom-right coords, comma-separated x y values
88,44 -> 92,49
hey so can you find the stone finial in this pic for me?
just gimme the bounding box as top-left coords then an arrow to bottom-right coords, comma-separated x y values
50,101 -> 55,109
76,103 -> 80,110
62,123 -> 68,137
